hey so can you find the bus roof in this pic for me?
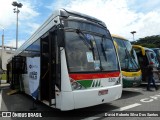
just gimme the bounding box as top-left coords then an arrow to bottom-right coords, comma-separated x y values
151,48 -> 160,50
132,45 -> 154,56
9,9 -> 107,62
111,34 -> 128,41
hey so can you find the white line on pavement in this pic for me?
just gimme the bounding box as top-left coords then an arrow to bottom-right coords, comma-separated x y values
134,89 -> 139,91
111,103 -> 141,111
0,90 -> 2,111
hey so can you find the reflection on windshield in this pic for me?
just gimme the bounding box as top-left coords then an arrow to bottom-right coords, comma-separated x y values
65,31 -> 119,72
154,50 -> 160,64
147,52 -> 159,67
114,38 -> 140,71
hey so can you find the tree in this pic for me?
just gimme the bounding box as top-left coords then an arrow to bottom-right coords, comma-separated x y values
131,35 -> 160,48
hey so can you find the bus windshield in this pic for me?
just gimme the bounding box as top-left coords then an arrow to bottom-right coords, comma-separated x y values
114,38 -> 140,71
146,51 -> 159,67
65,30 -> 119,73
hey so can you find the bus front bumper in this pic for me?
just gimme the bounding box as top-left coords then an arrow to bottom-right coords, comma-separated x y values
60,85 -> 122,111
122,76 -> 142,88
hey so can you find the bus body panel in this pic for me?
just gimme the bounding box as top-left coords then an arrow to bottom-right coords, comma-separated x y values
14,16 -> 60,56
22,74 -> 30,95
73,85 -> 122,109
61,48 -> 72,92
122,70 -> 142,87
58,92 -> 75,111
55,91 -> 61,109
122,70 -> 142,77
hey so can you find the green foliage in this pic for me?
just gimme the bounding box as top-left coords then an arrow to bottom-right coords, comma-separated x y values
131,35 -> 160,48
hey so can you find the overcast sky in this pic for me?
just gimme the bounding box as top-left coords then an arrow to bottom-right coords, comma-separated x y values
0,0 -> 160,48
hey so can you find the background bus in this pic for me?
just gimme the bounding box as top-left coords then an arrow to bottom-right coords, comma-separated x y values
151,48 -> 160,66
112,34 -> 142,88
7,9 -> 122,111
133,45 -> 159,82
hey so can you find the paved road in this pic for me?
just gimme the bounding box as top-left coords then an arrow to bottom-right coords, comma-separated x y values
0,84 -> 160,120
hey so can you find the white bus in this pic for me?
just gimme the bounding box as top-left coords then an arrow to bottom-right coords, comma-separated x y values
7,9 -> 122,111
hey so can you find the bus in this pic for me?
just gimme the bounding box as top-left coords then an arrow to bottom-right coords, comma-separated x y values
112,34 -> 142,87
133,45 -> 159,82
7,9 -> 122,111
151,48 -> 160,66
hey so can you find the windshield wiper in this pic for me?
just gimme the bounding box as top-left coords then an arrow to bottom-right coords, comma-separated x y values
125,48 -> 140,70
76,29 -> 97,61
76,29 -> 104,70
101,35 -> 108,61
76,29 -> 92,50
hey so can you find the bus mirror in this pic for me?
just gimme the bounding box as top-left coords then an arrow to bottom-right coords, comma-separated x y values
57,29 -> 64,47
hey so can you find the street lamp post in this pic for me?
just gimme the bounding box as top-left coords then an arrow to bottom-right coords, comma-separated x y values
0,26 -> 4,49
12,1 -> 23,49
0,26 -> 4,79
130,31 -> 136,41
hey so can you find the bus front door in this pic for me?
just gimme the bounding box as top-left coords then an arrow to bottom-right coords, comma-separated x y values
40,32 -> 56,106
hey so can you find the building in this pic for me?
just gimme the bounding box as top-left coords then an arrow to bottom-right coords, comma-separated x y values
0,45 -> 15,81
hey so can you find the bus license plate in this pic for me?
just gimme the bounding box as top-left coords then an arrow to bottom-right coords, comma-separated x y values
98,90 -> 108,96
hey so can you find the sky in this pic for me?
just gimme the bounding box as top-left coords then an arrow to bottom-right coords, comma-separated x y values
0,0 -> 160,48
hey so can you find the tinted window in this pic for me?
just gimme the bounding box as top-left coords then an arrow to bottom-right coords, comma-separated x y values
114,38 -> 140,71
63,19 -> 109,36
20,40 -> 40,57
65,31 -> 119,72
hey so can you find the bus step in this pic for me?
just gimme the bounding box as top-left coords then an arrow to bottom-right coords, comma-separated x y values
42,100 -> 49,106
7,89 -> 19,95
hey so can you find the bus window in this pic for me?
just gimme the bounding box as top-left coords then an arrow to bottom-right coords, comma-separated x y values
65,31 -> 96,72
96,36 -> 119,71
114,38 -> 139,71
65,31 -> 119,72
146,52 -> 159,67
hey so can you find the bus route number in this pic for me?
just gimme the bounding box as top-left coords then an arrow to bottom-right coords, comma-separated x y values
108,78 -> 116,82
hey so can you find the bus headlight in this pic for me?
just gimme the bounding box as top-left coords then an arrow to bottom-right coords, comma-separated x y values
71,80 -> 84,90
72,82 -> 79,89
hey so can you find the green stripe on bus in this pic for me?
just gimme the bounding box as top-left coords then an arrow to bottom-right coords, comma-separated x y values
77,80 -> 93,88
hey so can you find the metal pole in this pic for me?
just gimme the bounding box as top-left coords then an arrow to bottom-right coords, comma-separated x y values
12,1 -> 23,49
0,26 -> 4,49
1,27 -> 4,80
131,31 -> 136,41
133,33 -> 134,41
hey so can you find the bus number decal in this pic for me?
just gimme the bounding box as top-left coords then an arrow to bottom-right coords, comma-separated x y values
29,71 -> 37,80
108,78 -> 116,82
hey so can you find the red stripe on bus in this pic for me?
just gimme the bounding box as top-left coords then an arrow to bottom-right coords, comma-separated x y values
69,71 -> 120,80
